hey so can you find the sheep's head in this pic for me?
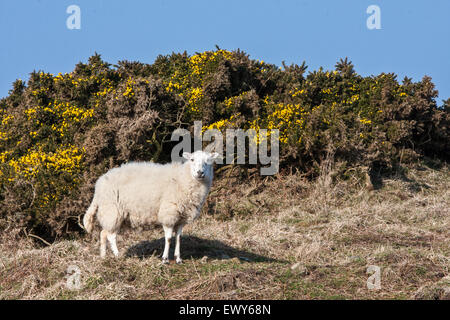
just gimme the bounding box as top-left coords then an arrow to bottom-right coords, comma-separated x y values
183,151 -> 220,181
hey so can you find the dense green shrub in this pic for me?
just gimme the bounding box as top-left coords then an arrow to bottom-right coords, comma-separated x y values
0,50 -> 448,238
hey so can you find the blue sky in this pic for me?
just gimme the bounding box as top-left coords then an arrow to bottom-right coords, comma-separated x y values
1,0 -> 449,104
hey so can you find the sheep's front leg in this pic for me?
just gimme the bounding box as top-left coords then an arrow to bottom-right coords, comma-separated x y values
162,225 -> 173,264
174,225 -> 184,264
107,232 -> 119,257
100,230 -> 108,258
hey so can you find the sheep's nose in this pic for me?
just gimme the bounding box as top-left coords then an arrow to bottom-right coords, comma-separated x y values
197,171 -> 205,177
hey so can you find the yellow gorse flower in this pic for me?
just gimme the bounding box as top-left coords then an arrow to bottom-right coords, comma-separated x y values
263,102 -> 310,144
24,99 -> 95,137
123,77 -> 136,98
189,49 -> 233,76
203,115 -> 237,132
188,87 -> 204,112
1,114 -> 14,125
7,144 -> 84,180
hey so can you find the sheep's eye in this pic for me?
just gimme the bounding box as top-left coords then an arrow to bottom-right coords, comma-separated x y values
190,159 -> 194,162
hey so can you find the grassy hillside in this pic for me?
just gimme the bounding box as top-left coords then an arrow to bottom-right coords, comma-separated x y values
0,162 -> 448,299
0,49 -> 449,300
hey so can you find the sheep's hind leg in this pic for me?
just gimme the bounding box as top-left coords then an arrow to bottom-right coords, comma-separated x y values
174,225 -> 184,264
100,229 -> 108,258
107,232 -> 119,257
162,225 -> 173,264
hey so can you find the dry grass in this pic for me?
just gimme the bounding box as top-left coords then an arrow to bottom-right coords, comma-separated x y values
1,161 -> 449,300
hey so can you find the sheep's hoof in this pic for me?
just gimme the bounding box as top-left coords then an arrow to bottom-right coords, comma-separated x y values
176,258 -> 183,264
162,257 -> 169,264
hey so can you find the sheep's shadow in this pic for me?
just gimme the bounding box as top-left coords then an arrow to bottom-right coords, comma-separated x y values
125,235 -> 279,263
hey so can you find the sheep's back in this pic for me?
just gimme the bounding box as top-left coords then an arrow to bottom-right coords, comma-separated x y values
95,161 -> 181,226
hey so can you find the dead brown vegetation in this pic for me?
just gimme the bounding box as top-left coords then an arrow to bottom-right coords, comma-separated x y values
1,161 -> 448,300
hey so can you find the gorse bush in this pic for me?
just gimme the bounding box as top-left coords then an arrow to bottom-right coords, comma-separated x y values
0,49 -> 448,238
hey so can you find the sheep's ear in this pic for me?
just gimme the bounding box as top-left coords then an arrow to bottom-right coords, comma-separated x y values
210,152 -> 220,160
208,152 -> 221,163
182,152 -> 192,160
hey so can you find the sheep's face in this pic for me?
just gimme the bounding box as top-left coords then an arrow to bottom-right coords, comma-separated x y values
183,151 -> 220,181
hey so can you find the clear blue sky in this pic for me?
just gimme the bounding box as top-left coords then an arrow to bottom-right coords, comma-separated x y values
1,0 -> 449,104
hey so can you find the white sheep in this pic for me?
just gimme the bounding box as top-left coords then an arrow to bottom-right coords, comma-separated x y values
83,150 -> 219,263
